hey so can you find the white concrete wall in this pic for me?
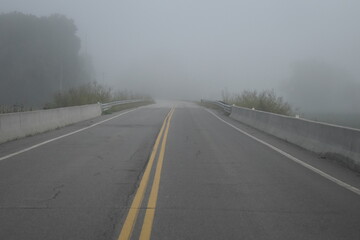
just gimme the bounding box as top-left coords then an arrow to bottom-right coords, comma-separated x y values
0,104 -> 102,144
230,106 -> 360,170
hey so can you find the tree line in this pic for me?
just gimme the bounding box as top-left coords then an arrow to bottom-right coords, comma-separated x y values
0,12 -> 93,107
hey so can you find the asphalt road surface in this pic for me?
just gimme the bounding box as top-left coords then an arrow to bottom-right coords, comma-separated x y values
0,101 -> 359,240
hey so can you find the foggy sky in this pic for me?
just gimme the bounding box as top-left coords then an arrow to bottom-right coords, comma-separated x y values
1,0 -> 360,102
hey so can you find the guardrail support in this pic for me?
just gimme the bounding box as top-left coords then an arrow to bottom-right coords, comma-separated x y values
100,99 -> 145,112
201,99 -> 232,115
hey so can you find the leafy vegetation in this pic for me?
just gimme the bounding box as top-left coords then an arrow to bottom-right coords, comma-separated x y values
222,89 -> 293,116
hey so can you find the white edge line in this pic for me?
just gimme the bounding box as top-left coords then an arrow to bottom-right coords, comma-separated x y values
205,108 -> 360,196
0,108 -> 140,162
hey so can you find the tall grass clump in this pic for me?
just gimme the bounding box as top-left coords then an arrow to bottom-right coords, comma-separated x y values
222,89 -> 293,116
0,104 -> 34,114
45,82 -> 112,108
45,82 -> 153,109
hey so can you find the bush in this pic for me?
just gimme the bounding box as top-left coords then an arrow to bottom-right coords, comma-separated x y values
44,82 -> 153,109
223,89 -> 293,116
44,82 -> 112,108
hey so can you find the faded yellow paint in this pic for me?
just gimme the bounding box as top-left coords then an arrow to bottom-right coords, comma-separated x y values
139,108 -> 175,240
117,109 -> 172,240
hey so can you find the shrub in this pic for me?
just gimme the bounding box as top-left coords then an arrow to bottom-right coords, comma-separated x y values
223,89 -> 293,116
45,82 -> 153,109
45,82 -> 112,108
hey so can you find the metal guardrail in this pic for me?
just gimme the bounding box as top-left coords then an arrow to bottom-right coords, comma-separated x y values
100,99 -> 144,112
201,99 -> 232,114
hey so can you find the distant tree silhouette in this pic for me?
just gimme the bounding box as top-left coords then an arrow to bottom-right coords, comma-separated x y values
0,12 -> 92,107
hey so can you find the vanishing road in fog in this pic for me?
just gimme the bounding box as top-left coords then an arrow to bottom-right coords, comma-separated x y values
0,101 -> 359,240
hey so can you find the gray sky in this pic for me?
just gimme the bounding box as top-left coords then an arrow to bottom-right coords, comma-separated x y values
1,0 -> 360,101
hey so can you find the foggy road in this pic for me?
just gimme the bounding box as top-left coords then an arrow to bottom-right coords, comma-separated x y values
0,101 -> 360,240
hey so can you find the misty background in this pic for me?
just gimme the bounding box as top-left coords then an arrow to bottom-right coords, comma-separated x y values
1,0 -> 360,126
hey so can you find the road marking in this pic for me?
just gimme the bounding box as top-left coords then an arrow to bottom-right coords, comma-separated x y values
0,108 -> 140,162
118,109 -> 173,240
139,108 -> 174,240
205,109 -> 360,196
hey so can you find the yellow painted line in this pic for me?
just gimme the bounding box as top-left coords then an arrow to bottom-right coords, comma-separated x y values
118,109 -> 172,240
139,108 -> 175,240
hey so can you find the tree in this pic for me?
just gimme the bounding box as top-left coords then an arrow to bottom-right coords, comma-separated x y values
0,12 -> 92,107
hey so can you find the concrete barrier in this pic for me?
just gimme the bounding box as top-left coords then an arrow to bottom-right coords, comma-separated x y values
230,106 -> 360,170
0,104 -> 101,144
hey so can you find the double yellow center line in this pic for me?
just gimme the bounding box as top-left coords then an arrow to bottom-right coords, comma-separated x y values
118,108 -> 175,240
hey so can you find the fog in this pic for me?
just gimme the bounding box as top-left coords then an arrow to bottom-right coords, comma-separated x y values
1,0 -> 360,112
